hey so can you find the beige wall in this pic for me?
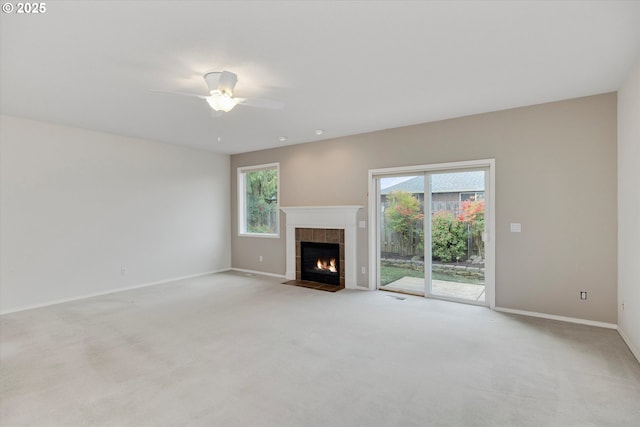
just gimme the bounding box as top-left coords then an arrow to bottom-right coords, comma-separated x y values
618,60 -> 640,360
0,115 -> 231,313
231,93 -> 617,324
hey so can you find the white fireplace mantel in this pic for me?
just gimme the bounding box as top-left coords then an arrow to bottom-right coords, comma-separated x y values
281,206 -> 362,288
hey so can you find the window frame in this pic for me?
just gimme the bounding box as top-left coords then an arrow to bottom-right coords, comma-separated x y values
237,162 -> 280,238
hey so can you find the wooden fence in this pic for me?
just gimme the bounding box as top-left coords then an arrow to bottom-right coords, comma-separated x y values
380,200 -> 469,258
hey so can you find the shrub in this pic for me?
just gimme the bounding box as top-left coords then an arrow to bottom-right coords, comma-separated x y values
432,211 -> 467,262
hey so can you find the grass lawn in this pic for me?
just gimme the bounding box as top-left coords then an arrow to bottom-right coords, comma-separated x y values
380,265 -> 484,286
380,265 -> 424,286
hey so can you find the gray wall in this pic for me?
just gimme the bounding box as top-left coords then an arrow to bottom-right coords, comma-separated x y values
0,115 -> 231,313
231,93 -> 617,324
618,61 -> 640,359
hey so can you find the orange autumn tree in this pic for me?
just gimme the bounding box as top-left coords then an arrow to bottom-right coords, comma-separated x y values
458,198 -> 485,258
385,190 -> 424,256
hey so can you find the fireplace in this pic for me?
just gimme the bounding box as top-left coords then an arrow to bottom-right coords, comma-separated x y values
300,241 -> 341,285
295,227 -> 345,286
281,206 -> 362,289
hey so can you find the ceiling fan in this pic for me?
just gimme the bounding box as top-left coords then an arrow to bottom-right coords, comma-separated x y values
154,70 -> 283,115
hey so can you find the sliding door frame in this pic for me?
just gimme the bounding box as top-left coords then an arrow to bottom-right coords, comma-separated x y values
368,159 -> 496,309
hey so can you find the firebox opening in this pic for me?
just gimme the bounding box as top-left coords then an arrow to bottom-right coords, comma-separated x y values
300,241 -> 340,285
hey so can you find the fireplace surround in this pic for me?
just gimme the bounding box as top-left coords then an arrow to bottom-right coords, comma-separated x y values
281,206 -> 362,289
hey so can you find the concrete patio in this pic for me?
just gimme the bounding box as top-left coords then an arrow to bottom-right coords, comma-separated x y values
381,276 -> 485,302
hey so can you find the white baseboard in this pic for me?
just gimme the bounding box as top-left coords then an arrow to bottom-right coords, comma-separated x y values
617,327 -> 640,364
230,268 -> 286,279
0,269 -> 227,315
494,307 -> 617,330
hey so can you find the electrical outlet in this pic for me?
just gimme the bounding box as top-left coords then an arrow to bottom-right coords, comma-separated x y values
580,291 -> 587,300
361,267 -> 366,274
120,267 -> 127,277
622,303 -> 625,311
259,255 -> 263,262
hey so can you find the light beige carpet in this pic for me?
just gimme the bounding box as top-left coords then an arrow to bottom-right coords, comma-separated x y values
2,271 -> 639,426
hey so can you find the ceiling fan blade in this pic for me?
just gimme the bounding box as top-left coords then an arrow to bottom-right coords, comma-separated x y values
150,89 -> 206,99
236,97 -> 284,110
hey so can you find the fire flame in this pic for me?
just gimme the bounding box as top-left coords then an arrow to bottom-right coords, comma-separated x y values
316,258 -> 337,273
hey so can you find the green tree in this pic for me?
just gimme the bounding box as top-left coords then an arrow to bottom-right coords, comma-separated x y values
385,190 -> 424,256
246,169 -> 278,233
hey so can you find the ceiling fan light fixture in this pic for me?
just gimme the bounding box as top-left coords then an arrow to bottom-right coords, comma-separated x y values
206,91 -> 237,112
156,70 -> 282,115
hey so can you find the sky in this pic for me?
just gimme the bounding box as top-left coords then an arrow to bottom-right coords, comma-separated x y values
380,176 -> 413,190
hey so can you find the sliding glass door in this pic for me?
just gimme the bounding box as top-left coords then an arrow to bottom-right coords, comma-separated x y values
371,161 -> 493,307
426,170 -> 486,303
377,174 -> 425,296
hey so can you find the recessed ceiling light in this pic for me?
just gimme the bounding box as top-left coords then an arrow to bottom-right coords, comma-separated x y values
278,136 -> 287,142
315,129 -> 324,135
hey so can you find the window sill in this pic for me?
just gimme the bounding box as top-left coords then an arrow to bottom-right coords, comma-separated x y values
238,232 -> 280,239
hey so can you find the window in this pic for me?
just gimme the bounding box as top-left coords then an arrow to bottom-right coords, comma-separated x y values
460,191 -> 484,202
238,163 -> 279,237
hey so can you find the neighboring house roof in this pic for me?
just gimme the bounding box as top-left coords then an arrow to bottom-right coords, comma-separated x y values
380,171 -> 484,195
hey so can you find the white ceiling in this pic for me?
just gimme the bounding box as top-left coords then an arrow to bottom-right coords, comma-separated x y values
2,1 -> 639,155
